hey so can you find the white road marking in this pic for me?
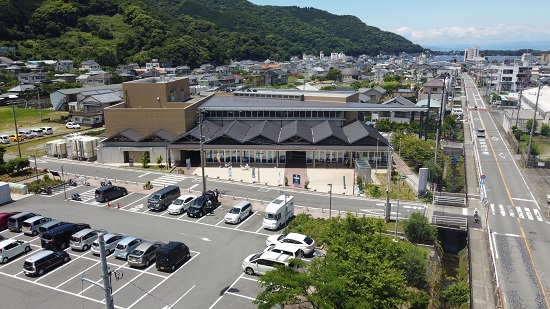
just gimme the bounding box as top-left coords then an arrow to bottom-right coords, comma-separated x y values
225,291 -> 257,301
491,231 -> 499,259
491,204 -> 495,215
524,208 -> 534,220
507,205 -> 515,217
499,204 -> 506,217
162,285 -> 195,309
55,261 -> 100,289
533,209 -> 543,221
516,206 -> 524,219
137,172 -> 151,178
235,212 -> 256,229
208,273 -> 245,309
512,197 -> 535,202
120,195 -> 149,209
462,208 -> 468,216
188,184 -> 199,191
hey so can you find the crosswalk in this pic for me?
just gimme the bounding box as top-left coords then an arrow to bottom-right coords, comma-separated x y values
490,204 -> 543,222
150,174 -> 188,187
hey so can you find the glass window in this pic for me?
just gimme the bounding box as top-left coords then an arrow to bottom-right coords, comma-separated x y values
306,151 -> 313,164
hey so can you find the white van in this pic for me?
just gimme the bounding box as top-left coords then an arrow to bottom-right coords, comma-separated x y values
263,194 -> 294,230
40,127 -> 54,135
0,135 -> 10,144
451,108 -> 464,116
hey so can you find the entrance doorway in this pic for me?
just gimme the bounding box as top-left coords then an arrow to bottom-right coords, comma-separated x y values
285,151 -> 306,168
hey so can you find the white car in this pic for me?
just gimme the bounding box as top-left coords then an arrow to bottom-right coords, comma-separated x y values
263,242 -> 304,258
30,128 -> 45,137
266,233 -> 315,256
224,201 -> 252,224
168,195 -> 197,215
476,128 -> 486,138
242,251 -> 295,276
0,239 -> 32,264
18,130 -> 35,139
0,135 -> 11,144
65,122 -> 81,129
40,127 -> 53,135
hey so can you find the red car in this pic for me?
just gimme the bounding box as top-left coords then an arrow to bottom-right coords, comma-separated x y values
0,212 -> 21,231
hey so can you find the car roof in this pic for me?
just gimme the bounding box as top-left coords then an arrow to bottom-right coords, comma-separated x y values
40,220 -> 61,227
72,228 -> 96,236
118,236 -> 140,244
176,195 -> 196,200
270,242 -> 301,251
25,250 -> 55,262
159,241 -> 185,251
133,241 -> 162,251
23,216 -> 46,222
286,233 -> 307,241
0,238 -> 21,247
260,251 -> 293,262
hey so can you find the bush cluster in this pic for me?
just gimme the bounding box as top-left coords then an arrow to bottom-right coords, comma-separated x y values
26,174 -> 63,193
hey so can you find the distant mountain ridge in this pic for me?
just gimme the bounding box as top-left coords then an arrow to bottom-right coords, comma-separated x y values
0,0 -> 424,66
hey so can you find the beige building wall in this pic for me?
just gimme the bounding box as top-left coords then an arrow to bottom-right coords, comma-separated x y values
122,77 -> 190,108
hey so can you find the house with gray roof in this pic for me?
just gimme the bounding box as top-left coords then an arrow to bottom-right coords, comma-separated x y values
358,86 -> 387,103
373,96 -> 416,123
68,89 -> 123,124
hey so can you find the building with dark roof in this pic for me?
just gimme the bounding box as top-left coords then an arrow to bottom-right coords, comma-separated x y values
98,77 -> 428,169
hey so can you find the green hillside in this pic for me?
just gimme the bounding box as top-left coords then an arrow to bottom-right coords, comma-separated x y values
0,0 -> 424,66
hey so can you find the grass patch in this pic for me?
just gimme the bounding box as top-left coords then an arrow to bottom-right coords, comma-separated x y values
0,106 -> 68,132
376,173 -> 418,201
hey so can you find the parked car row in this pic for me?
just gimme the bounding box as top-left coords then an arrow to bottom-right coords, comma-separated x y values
1,210 -> 192,276
242,233 -> 316,276
0,127 -> 53,144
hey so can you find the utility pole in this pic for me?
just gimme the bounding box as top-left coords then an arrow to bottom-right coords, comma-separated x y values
199,109 -> 207,194
10,101 -> 22,158
81,232 -> 114,309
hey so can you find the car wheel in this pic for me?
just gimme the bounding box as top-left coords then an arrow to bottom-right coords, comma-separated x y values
171,265 -> 176,272
237,217 -> 242,224
38,269 -> 45,276
2,257 -> 8,264
187,253 -> 191,259
60,242 -> 67,250
63,256 -> 70,263
144,259 -> 150,267
32,230 -> 38,236
83,244 -> 89,251
122,191 -> 127,196
245,267 -> 255,275
298,250 -> 304,258
24,246 -> 31,253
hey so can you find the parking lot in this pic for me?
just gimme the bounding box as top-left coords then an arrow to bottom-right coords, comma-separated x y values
0,185 -> 291,308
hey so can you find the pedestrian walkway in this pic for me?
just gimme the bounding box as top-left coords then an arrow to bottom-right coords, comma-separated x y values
489,204 -> 543,222
150,174 -> 188,187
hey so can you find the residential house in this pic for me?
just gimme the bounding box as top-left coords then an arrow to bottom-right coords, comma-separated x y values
56,60 -> 74,72
358,86 -> 387,103
422,78 -> 444,94
232,74 -> 244,85
69,89 -> 123,125
145,59 -> 160,72
245,74 -> 265,86
49,84 -> 122,110
372,96 -> 416,123
80,60 -> 101,71
17,72 -> 48,84
341,68 -> 361,82
219,75 -> 236,86
53,73 -> 78,83
198,75 -> 221,88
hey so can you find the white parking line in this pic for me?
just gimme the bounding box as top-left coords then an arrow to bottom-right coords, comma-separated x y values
126,252 -> 201,309
226,291 -> 256,301
235,212 -> 256,229
36,251 -> 88,282
56,261 -> 101,289
208,273 -> 244,309
215,218 -> 225,226
120,195 -> 149,209
0,271 -> 125,309
162,285 -> 195,309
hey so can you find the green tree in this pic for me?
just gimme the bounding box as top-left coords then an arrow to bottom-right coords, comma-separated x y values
402,212 -> 437,244
526,119 -> 539,134
326,68 -> 342,81
443,282 -> 469,309
140,152 -> 150,168
540,123 -> 550,137
0,146 -> 5,164
156,155 -> 164,168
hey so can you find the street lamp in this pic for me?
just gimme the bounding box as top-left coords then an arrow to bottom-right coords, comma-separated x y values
394,175 -> 407,242
198,108 -> 207,194
385,133 -> 394,222
328,184 -> 333,219
30,153 -> 39,181
375,137 -> 379,174
8,95 -> 22,158
526,76 -> 550,167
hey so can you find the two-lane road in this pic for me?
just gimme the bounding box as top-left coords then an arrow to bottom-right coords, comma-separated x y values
464,74 -> 550,309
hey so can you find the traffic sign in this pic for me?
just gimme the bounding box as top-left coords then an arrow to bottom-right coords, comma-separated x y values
481,174 -> 486,180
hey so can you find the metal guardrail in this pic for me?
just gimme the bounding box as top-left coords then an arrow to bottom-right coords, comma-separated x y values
434,193 -> 467,206
431,214 -> 468,230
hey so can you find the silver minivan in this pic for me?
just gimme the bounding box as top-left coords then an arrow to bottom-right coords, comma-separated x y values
70,228 -> 107,251
38,220 -> 65,236
91,233 -> 125,256
127,241 -> 164,268
22,216 -> 53,236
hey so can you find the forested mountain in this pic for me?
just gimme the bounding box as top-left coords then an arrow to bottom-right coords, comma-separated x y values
0,0 -> 424,67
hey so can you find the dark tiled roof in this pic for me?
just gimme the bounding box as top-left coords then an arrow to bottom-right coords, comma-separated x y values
382,96 -> 415,106
153,129 -> 177,142
279,121 -> 314,143
244,120 -> 280,143
311,121 -> 349,144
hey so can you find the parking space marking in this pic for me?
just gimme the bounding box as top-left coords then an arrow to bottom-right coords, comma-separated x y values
35,251 -> 86,282
226,291 -> 256,301
56,261 -> 101,289
240,276 -> 258,282
209,273 -> 244,309
120,195 -> 150,209
0,271 -> 125,308
111,264 -> 156,296
161,285 -> 195,309
235,212 -> 256,229
215,218 -> 225,226
126,252 -> 201,309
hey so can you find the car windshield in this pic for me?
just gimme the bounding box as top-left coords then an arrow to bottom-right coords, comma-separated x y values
172,199 -> 183,205
250,253 -> 262,262
131,249 -> 144,256
304,236 -> 314,245
228,208 -> 240,214
265,213 -> 276,219
149,194 -> 160,201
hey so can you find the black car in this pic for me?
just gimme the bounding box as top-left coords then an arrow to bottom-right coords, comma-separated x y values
23,250 -> 70,277
187,194 -> 217,218
156,241 -> 190,272
95,185 -> 128,202
40,223 -> 91,250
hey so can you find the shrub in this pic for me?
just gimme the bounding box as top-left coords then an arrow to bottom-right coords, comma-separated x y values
141,152 -> 150,168
442,282 -> 469,309
403,212 -> 437,244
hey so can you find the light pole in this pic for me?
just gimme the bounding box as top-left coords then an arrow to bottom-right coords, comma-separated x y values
385,133 -> 394,222
199,109 -> 207,194
394,175 -> 407,242
61,165 -> 67,200
36,86 -> 42,121
9,97 -> 22,158
526,77 -> 550,167
256,151 -> 264,183
328,184 -> 332,219
375,137 -> 379,174
31,154 -> 38,181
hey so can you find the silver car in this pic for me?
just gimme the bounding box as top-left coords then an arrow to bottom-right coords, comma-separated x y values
0,239 -> 32,264
70,228 -> 107,251
91,233 -> 125,256
127,241 -> 164,267
113,237 -> 145,260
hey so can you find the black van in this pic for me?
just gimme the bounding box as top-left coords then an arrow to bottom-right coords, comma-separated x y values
95,185 -> 128,202
23,250 -> 70,277
8,212 -> 40,232
41,223 -> 91,250
147,185 -> 181,211
156,241 -> 190,272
